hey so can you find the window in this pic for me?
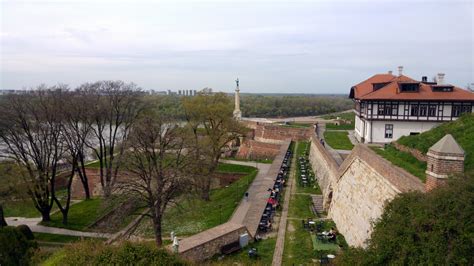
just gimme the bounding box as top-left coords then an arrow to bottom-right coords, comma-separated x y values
400,83 -> 419,92
410,105 -> 419,116
378,103 -> 398,116
385,124 -> 393,139
419,104 -> 428,117
452,104 -> 472,117
378,104 -> 385,115
428,105 -> 437,116
391,104 -> 399,116
432,86 -> 454,92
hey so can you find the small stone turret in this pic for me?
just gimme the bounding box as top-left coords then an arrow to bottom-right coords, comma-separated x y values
425,134 -> 464,191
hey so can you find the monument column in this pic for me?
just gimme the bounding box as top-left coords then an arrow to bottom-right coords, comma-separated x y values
233,78 -> 242,120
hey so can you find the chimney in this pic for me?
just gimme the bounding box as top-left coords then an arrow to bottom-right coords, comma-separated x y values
397,66 -> 403,76
437,73 -> 445,85
422,76 -> 428,83
388,70 -> 393,75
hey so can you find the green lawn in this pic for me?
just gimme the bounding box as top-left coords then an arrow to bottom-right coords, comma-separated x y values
295,141 -> 321,194
41,198 -> 107,231
371,145 -> 427,181
3,199 -> 41,218
209,236 -> 276,265
397,113 -> 474,172
323,131 -> 354,150
216,163 -> 256,173
325,123 -> 354,130
33,232 -> 100,243
225,157 -> 273,164
135,164 -> 258,236
323,112 -> 355,122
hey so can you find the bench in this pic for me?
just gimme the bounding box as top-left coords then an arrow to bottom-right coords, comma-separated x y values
221,241 -> 241,255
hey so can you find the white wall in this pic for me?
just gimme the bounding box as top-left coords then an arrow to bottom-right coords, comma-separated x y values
370,120 -> 441,143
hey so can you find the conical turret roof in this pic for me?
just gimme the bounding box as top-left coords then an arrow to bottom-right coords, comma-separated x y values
429,134 -> 464,155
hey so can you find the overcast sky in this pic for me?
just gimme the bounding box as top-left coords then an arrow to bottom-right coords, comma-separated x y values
1,0 -> 473,93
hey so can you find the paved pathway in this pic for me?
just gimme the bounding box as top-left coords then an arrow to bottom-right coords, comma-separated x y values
6,217 -> 112,238
271,142 -> 296,266
220,159 -> 272,225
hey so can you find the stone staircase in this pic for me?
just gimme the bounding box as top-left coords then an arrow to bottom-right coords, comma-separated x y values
311,195 -> 324,216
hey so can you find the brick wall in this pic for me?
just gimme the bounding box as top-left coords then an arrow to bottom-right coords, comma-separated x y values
236,140 -> 281,159
254,123 -> 312,143
393,142 -> 427,161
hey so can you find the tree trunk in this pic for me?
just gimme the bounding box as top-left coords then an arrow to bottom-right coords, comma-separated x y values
61,210 -> 68,225
0,204 -> 7,227
41,210 -> 51,222
153,214 -> 163,247
200,179 -> 211,201
78,158 -> 91,200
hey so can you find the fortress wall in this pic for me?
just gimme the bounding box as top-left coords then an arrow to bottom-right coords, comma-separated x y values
330,157 -> 400,247
308,134 -> 425,247
236,140 -> 281,159
254,123 -> 312,144
309,134 -> 339,209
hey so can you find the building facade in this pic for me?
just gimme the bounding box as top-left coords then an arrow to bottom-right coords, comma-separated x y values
349,67 -> 474,143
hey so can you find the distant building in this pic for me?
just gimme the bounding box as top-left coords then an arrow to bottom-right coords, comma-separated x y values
350,66 -> 474,143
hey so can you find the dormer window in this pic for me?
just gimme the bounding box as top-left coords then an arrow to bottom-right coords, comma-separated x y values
399,83 -> 419,92
372,82 -> 390,91
432,86 -> 454,92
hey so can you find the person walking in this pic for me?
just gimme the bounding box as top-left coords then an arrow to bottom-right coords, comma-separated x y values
245,192 -> 249,201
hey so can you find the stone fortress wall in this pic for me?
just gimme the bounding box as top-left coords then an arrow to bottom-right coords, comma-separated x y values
308,133 -> 425,247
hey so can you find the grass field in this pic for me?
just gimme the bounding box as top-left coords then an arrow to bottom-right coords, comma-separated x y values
33,232 -> 100,243
3,199 -> 41,218
225,157 -> 273,164
41,198 -> 108,231
323,112 -> 355,122
325,123 -> 354,130
281,122 -> 312,128
323,131 -> 354,150
295,141 -> 321,194
209,236 -> 276,265
371,145 -> 427,181
135,163 -> 258,236
397,113 -> 474,172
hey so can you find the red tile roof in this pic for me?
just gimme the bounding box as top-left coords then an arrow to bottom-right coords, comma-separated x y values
352,73 -> 474,101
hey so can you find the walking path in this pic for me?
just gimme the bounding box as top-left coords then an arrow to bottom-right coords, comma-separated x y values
271,142 -> 297,266
6,217 -> 112,238
220,159 -> 272,226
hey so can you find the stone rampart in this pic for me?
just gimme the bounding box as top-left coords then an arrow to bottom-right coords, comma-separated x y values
236,140 -> 281,159
254,123 -> 312,144
178,222 -> 248,262
308,134 -> 425,247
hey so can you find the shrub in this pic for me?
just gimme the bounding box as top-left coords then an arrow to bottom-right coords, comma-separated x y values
45,240 -> 188,266
0,226 -> 37,265
16,224 -> 34,240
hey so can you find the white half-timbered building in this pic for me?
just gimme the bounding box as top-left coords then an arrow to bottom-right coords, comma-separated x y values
349,67 -> 474,143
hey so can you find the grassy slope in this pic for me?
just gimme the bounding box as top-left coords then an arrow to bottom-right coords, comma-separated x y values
41,198 -> 106,231
371,145 -> 427,181
209,236 -> 276,265
323,131 -> 354,150
136,163 -> 258,236
397,113 -> 474,172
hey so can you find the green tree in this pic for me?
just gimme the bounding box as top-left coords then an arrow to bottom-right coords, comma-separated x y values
183,91 -> 244,200
339,174 -> 474,265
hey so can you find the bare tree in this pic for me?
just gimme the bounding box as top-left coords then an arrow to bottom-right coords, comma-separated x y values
0,86 -> 66,222
120,106 -> 190,246
183,92 -> 244,200
61,88 -> 95,199
85,81 -> 143,198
